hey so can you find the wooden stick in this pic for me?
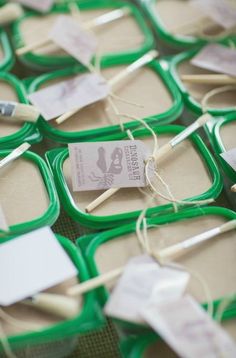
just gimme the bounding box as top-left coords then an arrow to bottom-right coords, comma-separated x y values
16,7 -> 131,56
231,184 -> 236,193
67,266 -> 124,296
85,113 -> 212,213
181,74 -> 236,85
156,220 -> 236,262
0,143 -> 31,169
0,3 -> 23,26
56,49 -> 158,124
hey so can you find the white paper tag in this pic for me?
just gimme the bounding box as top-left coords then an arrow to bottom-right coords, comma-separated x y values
191,0 -> 236,29
0,205 -> 8,231
16,0 -> 54,12
0,227 -> 77,306
49,16 -> 97,67
220,148 -> 236,172
104,255 -> 190,324
69,140 -> 151,191
191,44 -> 236,77
142,295 -> 236,358
28,73 -> 110,120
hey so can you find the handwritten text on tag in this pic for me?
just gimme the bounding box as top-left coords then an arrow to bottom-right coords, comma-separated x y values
28,73 -> 109,120
0,227 -> 77,306
220,148 -> 236,172
104,255 -> 189,324
142,295 -> 236,358
69,141 -> 149,191
0,205 -> 8,231
191,44 -> 236,77
49,16 -> 97,66
191,0 -> 236,29
16,0 -> 54,12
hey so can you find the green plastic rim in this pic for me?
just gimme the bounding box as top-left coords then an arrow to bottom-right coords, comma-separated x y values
46,124 -> 222,229
0,30 -> 14,72
169,48 -> 236,116
140,0 -> 236,50
12,0 -> 154,71
0,234 -> 104,352
0,149 -> 60,238
27,59 -> 183,143
0,72 -> 41,149
77,205 -> 236,333
211,113 -> 236,182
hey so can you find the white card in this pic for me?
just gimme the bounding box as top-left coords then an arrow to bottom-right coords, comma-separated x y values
16,0 -> 54,12
191,44 -> 236,77
221,148 -> 236,172
142,295 -> 236,358
28,73 -> 110,120
69,140 -> 150,191
104,255 -> 189,324
191,0 -> 236,29
0,227 -> 77,306
0,205 -> 8,231
49,16 -> 97,66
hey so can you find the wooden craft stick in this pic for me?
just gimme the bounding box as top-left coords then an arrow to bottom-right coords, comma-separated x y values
16,7 -> 131,56
181,74 -> 236,85
0,101 -> 40,123
156,220 -> 236,262
0,143 -> 31,169
67,266 -> 124,296
55,49 -> 158,124
22,293 -> 80,319
85,113 -> 212,213
0,3 -> 23,26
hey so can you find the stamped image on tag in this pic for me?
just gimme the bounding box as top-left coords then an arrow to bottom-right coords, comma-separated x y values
191,44 -> 236,77
220,148 -> 236,172
49,16 -> 97,66
28,73 -> 110,120
16,0 -> 54,12
69,140 -> 149,191
142,295 -> 236,358
104,255 -> 189,324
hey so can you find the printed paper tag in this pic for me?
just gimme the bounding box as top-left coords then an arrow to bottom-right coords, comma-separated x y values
69,140 -> 150,191
0,101 -> 16,118
220,148 -> 236,172
104,255 -> 189,324
28,73 -> 110,120
49,16 -> 97,66
0,227 -> 77,306
191,0 -> 236,29
142,295 -> 236,358
0,205 -> 8,231
16,0 -> 54,12
191,44 -> 236,77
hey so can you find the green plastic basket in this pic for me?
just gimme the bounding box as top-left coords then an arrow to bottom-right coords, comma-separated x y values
169,48 -> 236,117
0,30 -> 14,71
45,124 -> 222,229
0,234 -> 104,357
0,72 -> 41,149
26,59 -> 183,144
12,0 -> 154,71
77,205 -> 236,333
140,0 -> 236,51
0,149 -> 60,238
